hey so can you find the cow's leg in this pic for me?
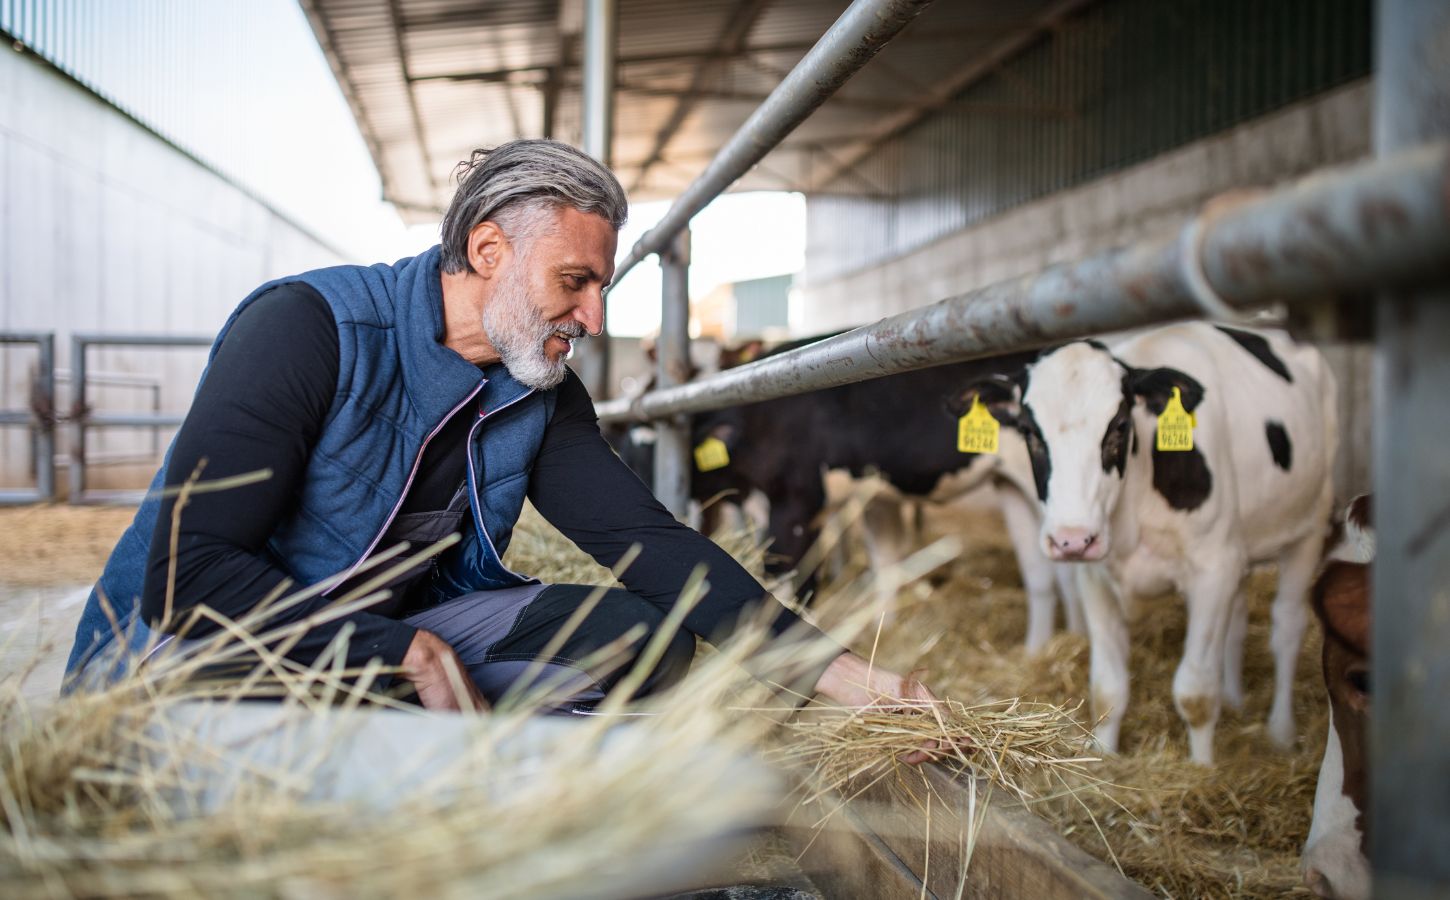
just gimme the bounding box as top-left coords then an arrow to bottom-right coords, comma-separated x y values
1267,530 -> 1323,750
998,485 -> 1056,654
1055,564 -> 1085,634
1174,562 -> 1242,765
1077,563 -> 1130,754
1221,585 -> 1249,713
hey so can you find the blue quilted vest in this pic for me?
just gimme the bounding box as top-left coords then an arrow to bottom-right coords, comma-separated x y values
64,245 -> 557,685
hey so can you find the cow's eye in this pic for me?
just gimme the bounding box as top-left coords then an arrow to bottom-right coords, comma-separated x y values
1347,668 -> 1370,696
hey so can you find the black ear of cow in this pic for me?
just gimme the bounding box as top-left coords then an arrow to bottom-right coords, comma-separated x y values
947,372 -> 1024,425
1126,367 -> 1206,416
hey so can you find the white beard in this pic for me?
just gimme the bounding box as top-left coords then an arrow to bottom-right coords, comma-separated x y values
482,263 -> 584,390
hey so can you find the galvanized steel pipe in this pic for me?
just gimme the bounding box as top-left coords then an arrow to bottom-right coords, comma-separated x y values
1370,0 -> 1450,893
653,229 -> 693,519
608,0 -> 936,290
597,141 -> 1450,424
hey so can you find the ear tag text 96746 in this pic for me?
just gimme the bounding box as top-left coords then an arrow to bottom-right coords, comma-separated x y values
957,394 -> 1000,455
694,437 -> 730,472
1155,386 -> 1196,452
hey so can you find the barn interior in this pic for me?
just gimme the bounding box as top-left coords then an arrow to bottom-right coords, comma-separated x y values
1,0 -> 1445,898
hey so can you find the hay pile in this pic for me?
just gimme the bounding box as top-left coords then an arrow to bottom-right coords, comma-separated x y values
811,496 -> 1326,898
0,504 -> 133,587
0,515 -> 838,899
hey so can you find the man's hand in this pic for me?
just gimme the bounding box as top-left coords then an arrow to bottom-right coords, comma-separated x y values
402,630 -> 488,712
812,651 -> 942,765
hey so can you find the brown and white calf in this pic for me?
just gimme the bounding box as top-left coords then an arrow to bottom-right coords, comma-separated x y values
1302,495 -> 1372,900
966,322 -> 1338,763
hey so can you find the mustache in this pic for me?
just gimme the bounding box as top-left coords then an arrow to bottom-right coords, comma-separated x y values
550,321 -> 587,340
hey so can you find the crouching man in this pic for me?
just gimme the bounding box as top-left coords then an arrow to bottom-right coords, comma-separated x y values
64,139 -> 936,735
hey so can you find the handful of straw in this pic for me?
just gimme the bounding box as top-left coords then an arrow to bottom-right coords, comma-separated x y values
777,696 -> 1100,805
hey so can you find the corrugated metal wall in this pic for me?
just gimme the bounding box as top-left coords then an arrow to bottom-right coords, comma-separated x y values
806,0 -> 1372,283
0,0 -> 257,195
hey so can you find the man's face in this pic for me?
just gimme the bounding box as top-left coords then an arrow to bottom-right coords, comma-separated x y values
483,206 -> 617,390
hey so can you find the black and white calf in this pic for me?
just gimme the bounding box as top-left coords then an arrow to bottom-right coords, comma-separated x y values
967,322 -> 1338,764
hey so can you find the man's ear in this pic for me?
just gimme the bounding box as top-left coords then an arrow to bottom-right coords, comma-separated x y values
466,220 -> 510,277
946,372 -> 1023,425
1126,366 -> 1206,415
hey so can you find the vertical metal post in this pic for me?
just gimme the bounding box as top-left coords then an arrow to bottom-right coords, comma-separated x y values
654,228 -> 692,519
35,333 -> 55,500
577,0 -> 617,400
1371,1 -> 1450,896
69,334 -> 86,501
581,0 -> 616,165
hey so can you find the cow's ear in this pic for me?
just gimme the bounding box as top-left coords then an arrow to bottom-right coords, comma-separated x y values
947,373 -> 1023,425
1313,561 -> 1372,656
1126,367 -> 1206,415
693,418 -> 740,452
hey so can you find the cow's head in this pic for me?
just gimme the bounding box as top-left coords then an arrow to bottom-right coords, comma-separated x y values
688,407 -> 752,504
961,341 -> 1203,562
1303,497 -> 1373,900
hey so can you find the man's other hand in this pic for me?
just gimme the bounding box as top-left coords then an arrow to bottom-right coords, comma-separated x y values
401,630 -> 489,712
812,651 -> 942,766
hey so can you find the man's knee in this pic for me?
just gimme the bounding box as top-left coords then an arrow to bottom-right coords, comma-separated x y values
642,621 -> 695,695
592,591 -> 693,696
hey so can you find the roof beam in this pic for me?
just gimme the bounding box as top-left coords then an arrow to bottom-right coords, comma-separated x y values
629,0 -> 775,193
808,0 -> 1095,192
387,0 -> 441,198
297,0 -> 397,205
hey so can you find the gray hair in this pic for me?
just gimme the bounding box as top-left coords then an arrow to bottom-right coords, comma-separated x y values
439,139 -> 628,274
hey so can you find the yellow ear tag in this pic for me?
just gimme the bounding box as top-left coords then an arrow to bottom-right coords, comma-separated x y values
694,436 -> 730,472
957,394 -> 1000,454
1156,386 -> 1197,452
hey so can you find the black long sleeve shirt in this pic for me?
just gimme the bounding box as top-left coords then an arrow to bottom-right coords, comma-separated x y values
140,283 -> 817,679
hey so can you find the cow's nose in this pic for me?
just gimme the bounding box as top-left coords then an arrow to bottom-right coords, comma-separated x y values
1047,527 -> 1099,561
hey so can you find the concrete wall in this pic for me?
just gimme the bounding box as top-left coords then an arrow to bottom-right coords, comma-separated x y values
0,47 -> 348,493
799,81 -> 1374,500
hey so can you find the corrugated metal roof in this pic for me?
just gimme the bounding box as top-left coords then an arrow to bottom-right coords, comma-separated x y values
299,0 -> 1076,220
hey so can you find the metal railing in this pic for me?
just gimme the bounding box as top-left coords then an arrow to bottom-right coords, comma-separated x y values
597,0 -> 1450,887
68,333 -> 212,505
0,332 -> 57,504
604,0 -> 938,516
598,141 -> 1450,422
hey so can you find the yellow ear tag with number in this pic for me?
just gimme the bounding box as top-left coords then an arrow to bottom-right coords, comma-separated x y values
1156,386 -> 1197,452
956,394 -> 1000,454
694,436 -> 730,472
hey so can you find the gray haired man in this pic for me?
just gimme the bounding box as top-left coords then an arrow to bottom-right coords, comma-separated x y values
65,140 -> 940,745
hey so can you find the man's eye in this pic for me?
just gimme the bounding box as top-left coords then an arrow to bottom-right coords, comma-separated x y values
565,275 -> 585,290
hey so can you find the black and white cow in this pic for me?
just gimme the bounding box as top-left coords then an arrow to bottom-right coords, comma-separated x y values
690,349 -> 1085,645
966,322 -> 1338,764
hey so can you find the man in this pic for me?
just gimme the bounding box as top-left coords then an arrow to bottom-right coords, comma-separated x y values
64,140 -> 936,734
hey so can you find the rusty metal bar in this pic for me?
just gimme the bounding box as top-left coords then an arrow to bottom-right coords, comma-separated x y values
0,331 -> 56,505
608,0 -> 936,291
596,141 -> 1450,423
1370,1 -> 1450,896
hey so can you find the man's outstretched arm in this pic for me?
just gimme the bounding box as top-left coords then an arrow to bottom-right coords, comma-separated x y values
528,370 -> 944,726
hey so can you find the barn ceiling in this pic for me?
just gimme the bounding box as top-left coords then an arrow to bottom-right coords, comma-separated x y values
298,0 -> 1086,221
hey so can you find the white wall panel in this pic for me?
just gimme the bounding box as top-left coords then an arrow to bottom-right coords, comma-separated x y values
0,48 -> 346,491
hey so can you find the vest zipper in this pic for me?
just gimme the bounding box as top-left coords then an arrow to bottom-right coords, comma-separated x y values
467,388 -> 535,581
328,381 -> 487,594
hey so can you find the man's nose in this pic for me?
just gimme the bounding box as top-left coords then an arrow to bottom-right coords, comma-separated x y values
575,289 -> 605,337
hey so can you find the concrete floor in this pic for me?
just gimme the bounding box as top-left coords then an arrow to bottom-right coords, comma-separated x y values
0,582 -> 90,706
